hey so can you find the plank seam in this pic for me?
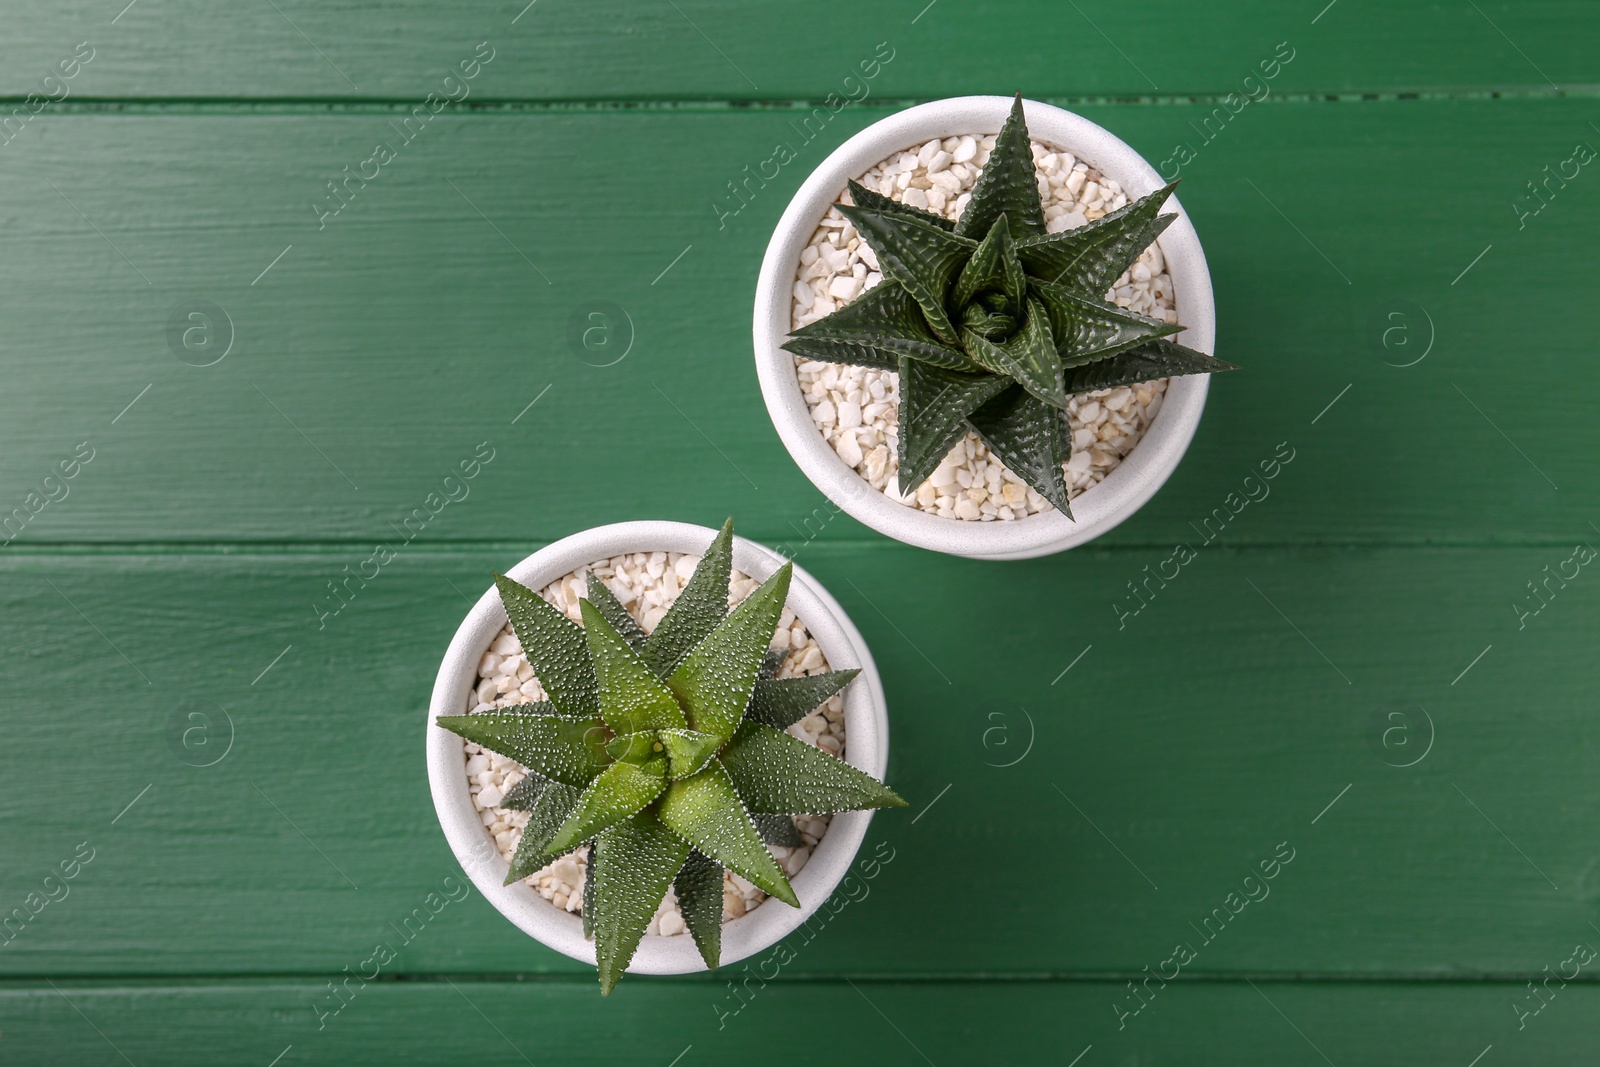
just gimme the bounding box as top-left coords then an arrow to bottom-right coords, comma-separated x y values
0,539 -> 1589,556
2,86 -> 1596,114
2,971 -> 1598,986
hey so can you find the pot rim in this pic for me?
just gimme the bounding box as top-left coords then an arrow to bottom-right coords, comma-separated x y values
425,520 -> 889,975
753,94 -> 1217,560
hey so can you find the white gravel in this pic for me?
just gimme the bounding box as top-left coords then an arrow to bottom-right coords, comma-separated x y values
457,551 -> 844,935
792,134 -> 1175,520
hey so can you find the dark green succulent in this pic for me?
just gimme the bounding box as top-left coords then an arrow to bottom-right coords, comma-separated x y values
783,94 -> 1236,516
437,519 -> 904,994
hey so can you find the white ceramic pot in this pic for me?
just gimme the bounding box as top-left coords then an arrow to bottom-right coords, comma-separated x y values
426,520 -> 890,975
753,95 -> 1218,561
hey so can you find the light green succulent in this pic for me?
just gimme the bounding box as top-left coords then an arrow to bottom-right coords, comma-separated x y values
437,519 -> 904,994
784,94 -> 1236,516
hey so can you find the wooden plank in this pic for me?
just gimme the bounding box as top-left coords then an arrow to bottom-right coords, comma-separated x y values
1,542 -> 1595,977
3,976 -> 1595,1065
0,98 -> 1595,549
0,1 -> 1591,101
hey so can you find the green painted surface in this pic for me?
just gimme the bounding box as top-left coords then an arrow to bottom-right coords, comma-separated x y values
0,2 -> 1593,99
3,2 -> 1598,1063
5,979 -> 1599,1065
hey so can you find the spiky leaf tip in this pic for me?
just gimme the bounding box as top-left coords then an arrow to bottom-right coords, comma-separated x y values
783,281 -> 982,373
584,573 -> 646,656
846,178 -> 956,231
658,760 -> 799,907
494,575 -> 599,720
504,780 -> 584,884
667,563 -> 792,743
745,668 -> 861,730
673,849 -> 725,970
640,517 -> 733,677
720,721 -> 908,815
590,812 -> 690,995
955,94 -> 1046,240
968,385 -> 1072,517
839,204 -> 977,345
1016,181 -> 1180,294
436,711 -> 610,789
896,358 -> 1014,491
1061,337 -> 1237,393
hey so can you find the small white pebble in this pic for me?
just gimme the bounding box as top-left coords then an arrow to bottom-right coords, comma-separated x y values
828,275 -> 862,301
834,429 -> 863,468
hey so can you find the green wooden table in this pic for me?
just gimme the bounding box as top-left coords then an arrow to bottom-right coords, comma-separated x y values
3,2 -> 1598,1062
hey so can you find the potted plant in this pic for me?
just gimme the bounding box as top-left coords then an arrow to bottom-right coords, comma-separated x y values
754,95 -> 1234,560
426,519 -> 902,993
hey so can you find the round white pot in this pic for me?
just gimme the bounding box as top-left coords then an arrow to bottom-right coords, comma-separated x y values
753,95 -> 1218,561
426,520 -> 890,975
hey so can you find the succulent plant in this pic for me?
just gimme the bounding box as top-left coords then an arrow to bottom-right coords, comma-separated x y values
437,519 -> 904,993
783,94 -> 1236,517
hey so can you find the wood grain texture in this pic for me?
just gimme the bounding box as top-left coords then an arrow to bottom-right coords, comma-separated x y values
2,544 -> 1595,977
0,1 -> 1592,100
0,99 -> 1595,549
3,3 -> 1596,1058
4,977 -> 1596,1066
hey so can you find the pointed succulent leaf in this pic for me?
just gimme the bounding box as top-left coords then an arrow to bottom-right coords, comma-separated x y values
494,575 -> 599,720
951,213 -> 1028,312
784,281 -> 983,373
604,730 -> 660,765
659,729 -> 724,780
838,203 -> 977,345
719,721 -> 908,815
956,94 -> 1046,240
585,574 -> 646,656
499,772 -> 551,812
1062,337 -> 1238,393
546,760 -> 669,854
640,518 -> 733,677
896,357 -> 1014,491
1028,279 -> 1181,368
590,810 -> 690,995
846,178 -> 955,231
504,780 -> 583,883
658,759 -> 798,907
1016,182 -> 1178,294
968,385 -> 1073,516
673,848 -> 725,970
581,599 -> 688,736
435,712 -> 610,789
746,669 -> 861,731
752,812 -> 804,848
667,564 -> 792,743
780,334 -> 897,372
961,298 -> 1065,408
